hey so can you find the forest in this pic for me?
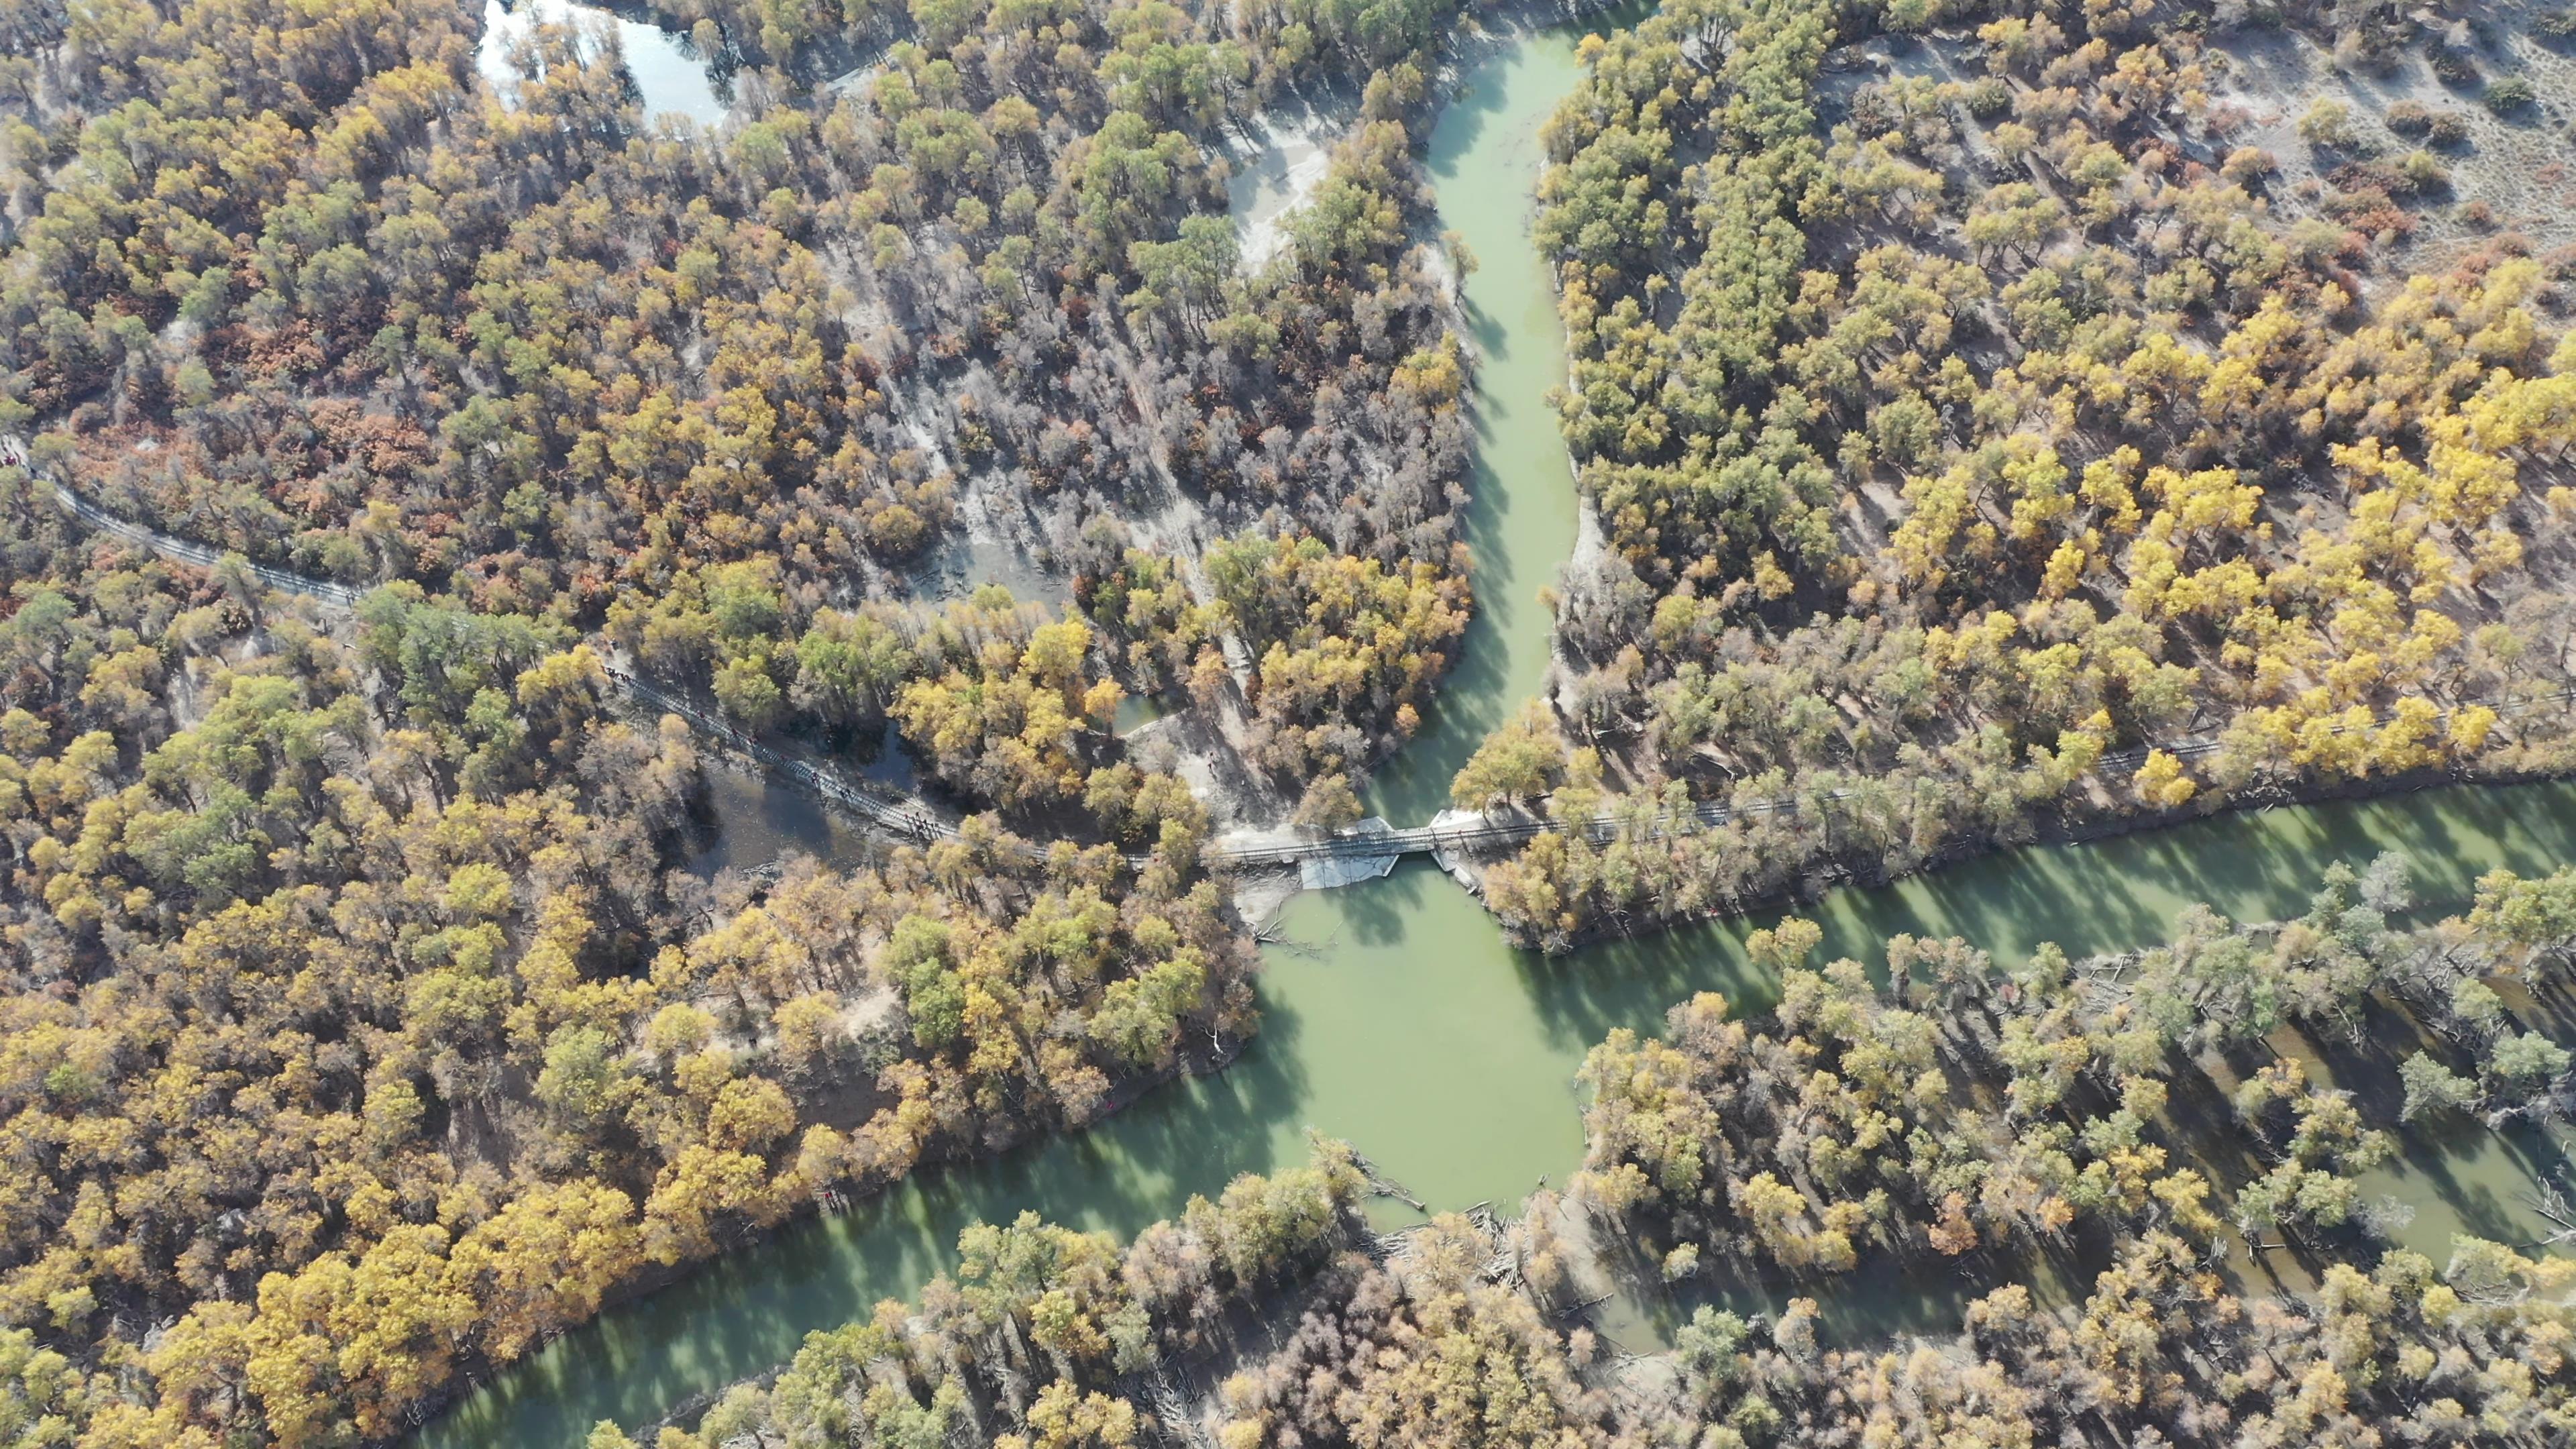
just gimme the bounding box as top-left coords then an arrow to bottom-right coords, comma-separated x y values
6,0 -> 1480,808
1464,0 -> 2576,950
580,856 -> 2576,1449
12,0 -> 2576,1440
0,0 -> 1491,1434
0,466 -> 1273,1442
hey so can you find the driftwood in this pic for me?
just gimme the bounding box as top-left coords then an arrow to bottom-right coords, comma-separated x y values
1350,1150 -> 1428,1212
2522,1164 -> 2576,1249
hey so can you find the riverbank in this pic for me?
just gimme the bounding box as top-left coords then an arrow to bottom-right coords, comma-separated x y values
1454,753 -> 2576,957
413,762 -> 2576,1448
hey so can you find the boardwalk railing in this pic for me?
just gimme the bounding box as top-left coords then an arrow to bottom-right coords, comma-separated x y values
48,480 -> 957,843
51,484 -> 368,607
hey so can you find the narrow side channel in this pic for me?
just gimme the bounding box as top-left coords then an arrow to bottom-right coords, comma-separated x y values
1358,21 -> 1591,825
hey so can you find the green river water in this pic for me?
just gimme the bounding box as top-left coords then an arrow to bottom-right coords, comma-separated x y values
422,14 -> 2576,1446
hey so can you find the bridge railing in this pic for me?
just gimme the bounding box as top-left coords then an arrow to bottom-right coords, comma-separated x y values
52,485 -> 367,608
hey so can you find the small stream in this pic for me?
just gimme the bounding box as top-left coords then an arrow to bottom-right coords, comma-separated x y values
417,11 -> 2576,1446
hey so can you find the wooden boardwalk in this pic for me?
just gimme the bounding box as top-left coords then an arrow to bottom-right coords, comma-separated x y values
52,484 -> 367,607
48,480 -> 2571,885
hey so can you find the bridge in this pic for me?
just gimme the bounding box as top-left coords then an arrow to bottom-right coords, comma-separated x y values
40,481 -> 1598,879
44,481 -> 2572,891
51,484 -> 368,608
607,660 -> 1776,884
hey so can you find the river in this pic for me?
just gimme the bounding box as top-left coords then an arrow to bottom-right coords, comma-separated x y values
419,13 -> 2576,1446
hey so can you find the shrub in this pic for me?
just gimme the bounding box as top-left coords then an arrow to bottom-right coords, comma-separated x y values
2298,97 -> 2359,149
2385,99 -> 2432,136
2222,146 -> 2279,183
2431,46 -> 2481,87
2485,75 -> 2536,113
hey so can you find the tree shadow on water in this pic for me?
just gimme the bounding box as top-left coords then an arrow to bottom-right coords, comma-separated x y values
1330,860 -> 1436,948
